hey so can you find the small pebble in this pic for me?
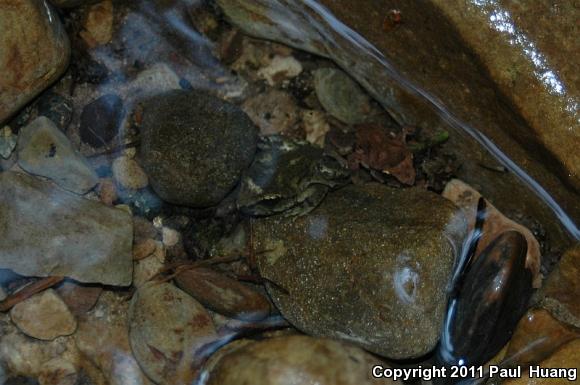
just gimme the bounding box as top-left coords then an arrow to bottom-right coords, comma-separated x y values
80,0 -> 114,47
257,55 -> 303,86
112,156 -> 149,190
97,178 -> 117,206
161,227 -> 180,247
132,238 -> 157,260
38,358 -> 77,385
10,289 -> 77,341
55,281 -> 102,317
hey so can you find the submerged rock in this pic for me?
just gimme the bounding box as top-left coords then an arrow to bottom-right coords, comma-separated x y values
541,245 -> 580,328
253,183 -> 467,359
313,68 -> 372,124
238,135 -> 349,217
504,309 -> 579,368
174,267 -> 271,321
139,90 -> 258,207
0,0 -> 70,123
79,94 -> 125,149
129,282 -> 217,385
439,231 -> 533,367
202,335 -> 401,385
0,171 -> 133,286
10,289 -> 77,341
17,116 -> 99,194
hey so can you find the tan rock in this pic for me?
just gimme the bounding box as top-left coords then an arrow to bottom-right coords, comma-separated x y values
505,339 -> 580,385
132,238 -> 157,261
75,291 -> 154,385
38,358 -> 78,385
242,90 -> 300,136
203,335 -> 401,385
302,109 -> 330,147
10,289 -> 77,341
80,0 -> 113,48
0,0 -> 70,123
174,267 -> 271,321
541,245 -> 580,328
112,156 -> 149,190
128,282 -> 217,385
97,178 -> 117,206
503,308 -> 579,367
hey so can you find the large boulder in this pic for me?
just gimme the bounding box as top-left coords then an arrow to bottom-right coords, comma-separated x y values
216,0 -> 579,247
0,0 -> 69,123
139,90 -> 258,207
253,183 -> 467,359
0,171 -> 133,286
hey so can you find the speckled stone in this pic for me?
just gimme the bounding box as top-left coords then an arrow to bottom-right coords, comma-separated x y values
203,335 -> 402,385
139,90 -> 258,207
253,183 -> 467,359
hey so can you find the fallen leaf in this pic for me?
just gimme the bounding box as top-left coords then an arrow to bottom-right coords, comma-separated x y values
348,124 -> 415,185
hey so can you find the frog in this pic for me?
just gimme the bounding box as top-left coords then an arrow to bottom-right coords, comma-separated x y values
237,135 -> 350,217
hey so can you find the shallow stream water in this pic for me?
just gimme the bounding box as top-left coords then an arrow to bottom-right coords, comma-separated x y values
0,1 -> 578,385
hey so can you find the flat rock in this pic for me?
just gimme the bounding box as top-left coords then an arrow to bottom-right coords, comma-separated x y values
129,282 -> 217,385
10,289 -> 77,340
203,335 -> 401,385
313,67 -> 372,124
253,183 -> 467,359
17,116 -> 98,194
139,90 -> 258,207
0,171 -> 133,286
0,0 -> 70,123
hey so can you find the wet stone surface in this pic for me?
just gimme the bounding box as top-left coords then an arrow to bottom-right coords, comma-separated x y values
139,89 -> 258,208
253,183 -> 467,359
79,94 -> 125,148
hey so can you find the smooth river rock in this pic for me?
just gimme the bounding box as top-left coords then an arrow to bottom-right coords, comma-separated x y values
129,282 -> 217,385
10,289 -> 77,341
139,90 -> 258,207
17,116 -> 99,194
0,171 -> 133,286
202,335 -> 402,385
253,183 -> 467,359
0,0 -> 70,123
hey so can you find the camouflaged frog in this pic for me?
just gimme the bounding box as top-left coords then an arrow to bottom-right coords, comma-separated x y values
237,135 -> 350,217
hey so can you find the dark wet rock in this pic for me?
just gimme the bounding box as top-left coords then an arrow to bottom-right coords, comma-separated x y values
439,231 -> 534,367
313,68 -> 372,125
238,135 -> 349,217
139,89 -> 258,207
79,94 -> 125,149
35,91 -> 73,131
10,289 -> 77,341
17,117 -> 99,194
202,335 -> 401,385
0,0 -> 70,124
443,179 -> 542,287
54,281 -> 102,316
3,377 -> 39,385
216,0 -> 578,249
174,267 -> 271,321
541,245 -> 580,328
0,171 -> 133,286
129,282 -> 217,385
253,183 -> 467,359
